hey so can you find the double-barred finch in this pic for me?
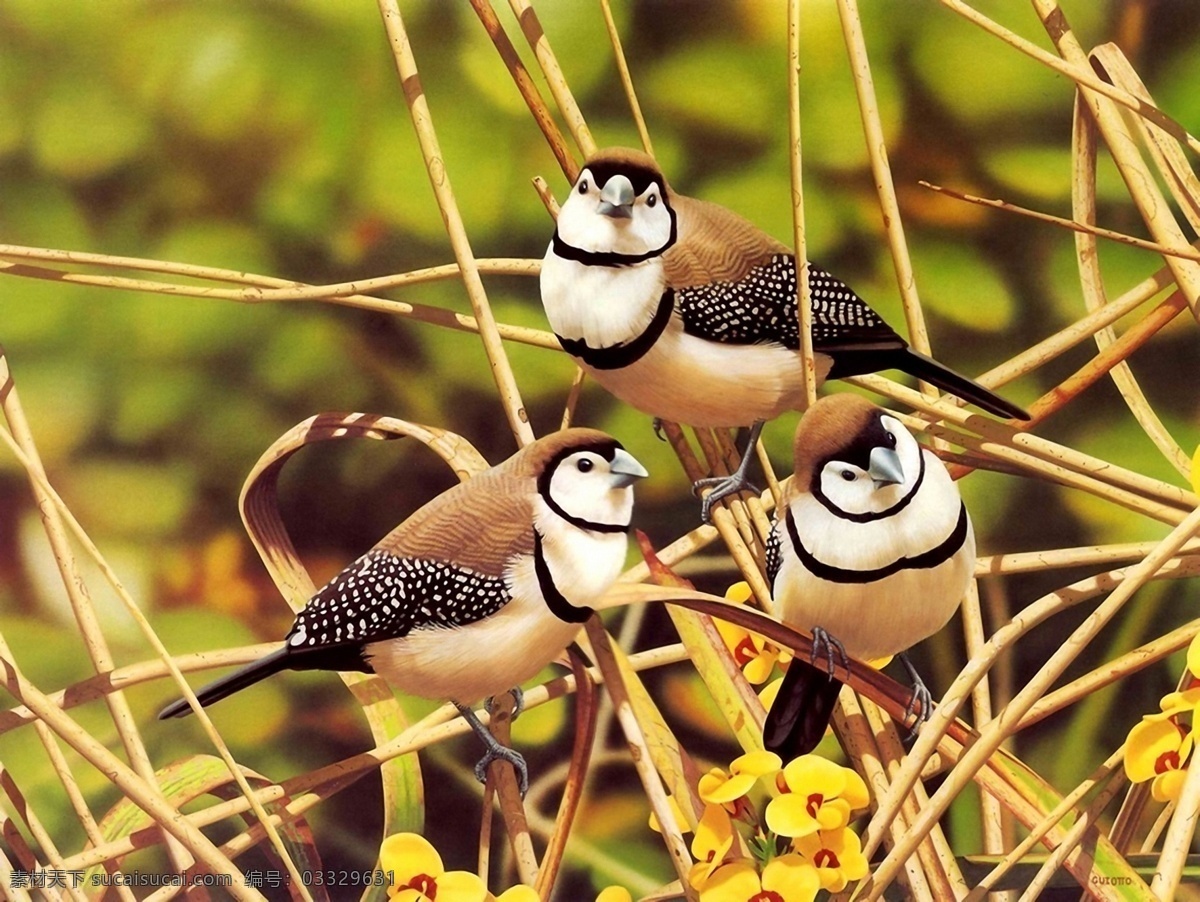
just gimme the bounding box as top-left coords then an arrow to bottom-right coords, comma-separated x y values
159,428 -> 648,794
540,147 -> 1028,520
762,394 -> 975,757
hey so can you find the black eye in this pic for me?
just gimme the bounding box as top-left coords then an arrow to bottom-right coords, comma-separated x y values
577,458 -> 594,473
886,432 -> 896,445
841,470 -> 855,481
647,194 -> 657,207
578,179 -> 589,194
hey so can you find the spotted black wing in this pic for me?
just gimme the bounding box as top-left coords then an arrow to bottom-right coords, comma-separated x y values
765,521 -> 783,587
283,549 -> 513,665
676,255 -> 906,356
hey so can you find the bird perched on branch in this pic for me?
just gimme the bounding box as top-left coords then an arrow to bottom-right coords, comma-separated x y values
159,428 -> 648,795
762,394 -> 975,757
539,147 -> 1028,521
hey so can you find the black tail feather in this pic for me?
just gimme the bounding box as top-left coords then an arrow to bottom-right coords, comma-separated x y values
763,658 -> 844,758
896,349 -> 1030,421
157,648 -> 291,720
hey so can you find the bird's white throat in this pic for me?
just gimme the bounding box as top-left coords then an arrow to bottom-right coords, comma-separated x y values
540,252 -> 667,349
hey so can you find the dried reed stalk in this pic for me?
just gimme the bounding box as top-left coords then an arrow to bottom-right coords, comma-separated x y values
377,0 -> 535,447
507,0 -> 596,158
788,0 -> 818,411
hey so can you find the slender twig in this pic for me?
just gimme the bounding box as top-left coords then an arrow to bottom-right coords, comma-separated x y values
377,0 -> 535,446
599,0 -> 652,156
920,180 -> 1200,264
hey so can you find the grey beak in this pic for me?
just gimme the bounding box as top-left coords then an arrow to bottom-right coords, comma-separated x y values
867,446 -> 905,489
609,448 -> 649,488
597,175 -> 635,219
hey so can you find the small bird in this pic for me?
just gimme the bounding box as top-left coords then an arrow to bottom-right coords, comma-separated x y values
540,147 -> 1028,520
159,429 -> 648,794
762,394 -> 975,757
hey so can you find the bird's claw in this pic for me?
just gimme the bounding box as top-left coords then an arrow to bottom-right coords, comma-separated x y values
485,686 -> 525,720
473,745 -> 529,798
810,626 -> 848,679
903,681 -> 933,744
898,651 -> 932,742
652,417 -> 668,442
692,473 -> 763,524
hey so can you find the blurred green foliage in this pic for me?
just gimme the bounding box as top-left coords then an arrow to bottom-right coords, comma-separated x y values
0,0 -> 1198,895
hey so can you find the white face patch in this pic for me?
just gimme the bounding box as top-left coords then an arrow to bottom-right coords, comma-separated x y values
817,415 -> 923,516
545,450 -> 637,529
555,167 -> 674,256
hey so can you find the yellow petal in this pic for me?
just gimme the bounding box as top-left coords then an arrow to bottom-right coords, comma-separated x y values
840,767 -> 870,812
781,755 -> 847,797
1188,631 -> 1200,681
595,887 -> 634,902
693,803 -> 735,859
495,886 -> 540,902
699,860 -> 761,902
759,677 -> 784,711
743,652 -> 775,684
649,794 -> 690,835
815,798 -> 852,831
437,870 -> 489,902
702,773 -> 757,804
761,854 -> 821,901
765,792 -> 822,838
1154,768 -> 1189,803
732,750 -> 783,778
392,891 -> 427,902
1157,688 -> 1200,718
381,832 -> 443,883
698,769 -> 730,801
1125,718 -> 1185,783
865,655 -> 893,669
725,581 -> 753,604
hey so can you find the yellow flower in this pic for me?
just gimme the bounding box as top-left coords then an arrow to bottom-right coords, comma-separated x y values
380,833 -> 487,902
765,755 -> 870,838
791,827 -> 870,892
687,803 -> 737,890
698,751 -> 783,808
699,855 -> 820,902
1125,716 -> 1192,802
716,582 -> 791,684
595,888 -> 633,902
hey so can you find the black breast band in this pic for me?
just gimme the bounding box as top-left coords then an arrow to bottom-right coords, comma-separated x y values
534,530 -> 594,624
786,502 -> 968,584
555,288 -> 675,371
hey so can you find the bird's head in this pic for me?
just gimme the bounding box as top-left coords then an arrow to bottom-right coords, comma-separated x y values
556,148 -> 676,257
532,428 -> 649,531
793,394 -> 924,517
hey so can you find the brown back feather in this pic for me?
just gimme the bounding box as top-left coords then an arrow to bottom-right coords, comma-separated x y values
665,195 -> 789,288
789,395 -> 881,496
374,428 -> 619,576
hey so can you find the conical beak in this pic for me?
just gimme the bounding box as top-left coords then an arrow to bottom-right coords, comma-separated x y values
867,447 -> 905,489
597,175 -> 635,219
609,448 -> 649,488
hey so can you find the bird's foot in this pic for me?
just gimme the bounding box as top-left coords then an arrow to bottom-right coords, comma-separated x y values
473,743 -> 529,798
454,701 -> 529,797
485,686 -> 525,721
810,626 -> 848,679
692,471 -> 763,524
652,417 -> 668,442
690,421 -> 766,523
898,652 -> 932,742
